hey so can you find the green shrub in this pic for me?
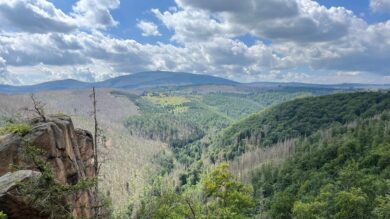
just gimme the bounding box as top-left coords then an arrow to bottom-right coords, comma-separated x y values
0,123 -> 32,136
0,211 -> 7,219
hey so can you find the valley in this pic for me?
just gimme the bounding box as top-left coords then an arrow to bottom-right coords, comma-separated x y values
1,0 -> 389,218
0,72 -> 389,218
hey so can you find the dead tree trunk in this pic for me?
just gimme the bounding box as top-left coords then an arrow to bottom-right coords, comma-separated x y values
91,87 -> 99,219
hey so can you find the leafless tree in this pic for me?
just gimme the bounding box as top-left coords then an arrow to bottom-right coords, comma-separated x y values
90,87 -> 100,218
21,94 -> 47,121
90,87 -> 112,218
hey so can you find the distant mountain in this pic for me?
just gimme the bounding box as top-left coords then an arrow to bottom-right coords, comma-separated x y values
1,71 -> 389,94
0,71 -> 237,93
95,71 -> 237,88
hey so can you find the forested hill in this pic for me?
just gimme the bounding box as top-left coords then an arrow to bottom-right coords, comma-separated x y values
131,91 -> 390,218
252,110 -> 390,218
0,71 -> 237,93
212,91 -> 390,160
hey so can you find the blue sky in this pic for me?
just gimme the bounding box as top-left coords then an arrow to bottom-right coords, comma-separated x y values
0,0 -> 389,85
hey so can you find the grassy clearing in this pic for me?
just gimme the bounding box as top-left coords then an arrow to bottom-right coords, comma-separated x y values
0,123 -> 32,136
144,94 -> 190,113
144,93 -> 190,106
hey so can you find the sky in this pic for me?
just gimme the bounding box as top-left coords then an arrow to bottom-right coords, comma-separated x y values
0,0 -> 389,85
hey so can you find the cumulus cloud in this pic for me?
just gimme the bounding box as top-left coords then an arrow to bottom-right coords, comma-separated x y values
176,0 -> 298,18
148,0 -> 390,78
152,8 -> 240,44
0,57 -> 20,84
0,0 -> 120,34
137,20 -> 161,36
71,0 -> 120,29
0,0 -> 77,33
0,0 -> 389,85
305,21 -> 390,74
173,0 -> 356,43
0,32 -> 91,66
370,0 -> 390,13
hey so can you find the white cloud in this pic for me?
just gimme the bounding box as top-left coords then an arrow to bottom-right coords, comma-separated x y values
152,8 -> 237,44
0,0 -> 120,34
0,0 -> 389,85
71,0 -> 120,29
173,0 -> 356,43
136,20 -> 161,36
282,72 -> 310,82
370,0 -> 390,13
0,32 -> 91,66
0,0 -> 77,33
0,57 -> 20,84
336,71 -> 361,77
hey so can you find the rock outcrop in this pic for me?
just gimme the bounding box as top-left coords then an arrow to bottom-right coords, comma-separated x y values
0,170 -> 44,219
0,115 -> 95,218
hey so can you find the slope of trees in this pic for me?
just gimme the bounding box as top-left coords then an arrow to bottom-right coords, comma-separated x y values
125,90 -> 390,218
201,91 -> 310,120
135,163 -> 255,219
251,111 -> 390,218
119,90 -> 311,166
213,91 -> 390,160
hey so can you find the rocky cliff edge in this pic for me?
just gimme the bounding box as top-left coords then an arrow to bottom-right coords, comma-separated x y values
0,115 -> 95,218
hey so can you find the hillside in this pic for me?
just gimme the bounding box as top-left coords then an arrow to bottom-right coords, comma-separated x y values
96,71 -> 237,88
1,88 -> 390,218
0,71 -> 237,93
212,91 -> 390,160
0,85 -> 316,216
116,89 -> 312,167
134,91 -> 390,218
251,111 -> 390,218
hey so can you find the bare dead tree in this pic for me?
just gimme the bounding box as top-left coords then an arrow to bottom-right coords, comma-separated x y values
90,87 -> 99,219
89,88 -> 113,218
26,94 -> 47,122
92,88 -> 98,177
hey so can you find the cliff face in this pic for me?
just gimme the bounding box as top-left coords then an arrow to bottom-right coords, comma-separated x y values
0,116 -> 95,218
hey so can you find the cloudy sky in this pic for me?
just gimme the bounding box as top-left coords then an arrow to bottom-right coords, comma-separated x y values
0,0 -> 389,85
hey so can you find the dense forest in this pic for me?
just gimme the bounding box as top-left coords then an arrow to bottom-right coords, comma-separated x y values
114,90 -> 310,165
129,91 -> 390,218
252,111 -> 390,218
2,89 -> 389,218
212,92 -> 390,160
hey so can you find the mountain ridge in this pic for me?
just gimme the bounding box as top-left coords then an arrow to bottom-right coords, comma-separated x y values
1,71 -> 390,94
0,71 -> 237,93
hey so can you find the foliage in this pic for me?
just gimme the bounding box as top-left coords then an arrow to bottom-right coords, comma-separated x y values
251,111 -> 390,218
144,93 -> 190,113
202,163 -> 255,218
372,195 -> 390,219
152,151 -> 175,176
136,163 -> 255,219
125,113 -> 204,145
201,91 -> 310,120
0,123 -> 32,136
121,90 -> 311,169
215,91 -> 390,160
17,142 -> 96,219
0,211 -> 6,219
